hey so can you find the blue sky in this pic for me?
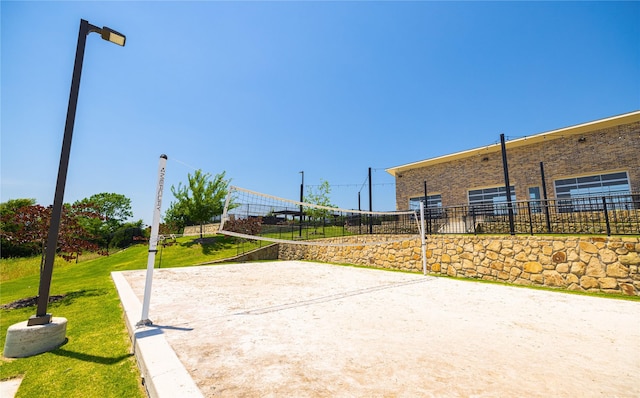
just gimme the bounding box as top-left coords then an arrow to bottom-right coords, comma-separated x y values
2,1 -> 639,225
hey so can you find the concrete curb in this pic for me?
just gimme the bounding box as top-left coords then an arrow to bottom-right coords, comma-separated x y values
111,272 -> 203,398
0,378 -> 23,398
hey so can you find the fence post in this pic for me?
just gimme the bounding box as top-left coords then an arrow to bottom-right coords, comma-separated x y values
423,180 -> 431,235
602,196 -> 611,236
471,206 -> 477,235
527,201 -> 534,235
540,162 -> 552,233
368,167 -> 373,234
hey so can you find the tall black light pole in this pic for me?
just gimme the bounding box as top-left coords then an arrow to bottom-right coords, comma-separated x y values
28,19 -> 126,326
500,134 -> 515,236
299,171 -> 304,237
540,162 -> 552,233
358,191 -> 362,234
368,167 -> 373,234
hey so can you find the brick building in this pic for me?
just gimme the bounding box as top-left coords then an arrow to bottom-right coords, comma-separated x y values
386,111 -> 640,212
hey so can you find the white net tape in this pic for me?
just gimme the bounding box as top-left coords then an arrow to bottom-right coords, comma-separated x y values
218,186 -> 421,247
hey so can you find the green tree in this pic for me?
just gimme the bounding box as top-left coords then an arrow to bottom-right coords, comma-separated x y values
304,179 -> 336,233
170,169 -> 231,238
109,220 -> 146,249
73,193 -> 133,252
0,198 -> 36,214
163,200 -> 192,234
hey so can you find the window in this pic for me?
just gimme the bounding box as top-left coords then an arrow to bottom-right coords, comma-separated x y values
529,187 -> 542,213
468,186 -> 516,215
554,172 -> 630,198
409,194 -> 443,217
554,172 -> 631,212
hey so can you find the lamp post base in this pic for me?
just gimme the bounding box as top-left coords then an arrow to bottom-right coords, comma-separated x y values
3,317 -> 67,358
27,313 -> 52,326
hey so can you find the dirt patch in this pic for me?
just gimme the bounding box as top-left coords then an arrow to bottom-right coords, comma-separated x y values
1,295 -> 66,310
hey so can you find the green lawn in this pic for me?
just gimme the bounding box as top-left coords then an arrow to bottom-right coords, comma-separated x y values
4,233 -> 635,397
0,235 -> 260,398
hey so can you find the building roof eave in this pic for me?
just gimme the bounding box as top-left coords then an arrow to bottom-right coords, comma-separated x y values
386,110 -> 640,178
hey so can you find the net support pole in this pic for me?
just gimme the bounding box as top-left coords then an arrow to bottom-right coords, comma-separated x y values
420,201 -> 427,276
138,154 -> 167,327
219,186 -> 233,231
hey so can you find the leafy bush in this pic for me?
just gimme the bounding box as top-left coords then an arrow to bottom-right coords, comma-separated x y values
110,221 -> 147,249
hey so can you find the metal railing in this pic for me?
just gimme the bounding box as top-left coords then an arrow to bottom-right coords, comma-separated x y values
424,193 -> 640,236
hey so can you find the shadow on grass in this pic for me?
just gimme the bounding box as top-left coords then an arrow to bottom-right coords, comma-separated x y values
179,236 -> 234,255
1,289 -> 107,310
53,346 -> 133,365
53,289 -> 108,307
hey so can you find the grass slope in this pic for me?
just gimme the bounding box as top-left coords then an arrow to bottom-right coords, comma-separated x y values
0,235 -> 258,398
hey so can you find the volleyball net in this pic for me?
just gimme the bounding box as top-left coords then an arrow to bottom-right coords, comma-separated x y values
218,186 -> 422,247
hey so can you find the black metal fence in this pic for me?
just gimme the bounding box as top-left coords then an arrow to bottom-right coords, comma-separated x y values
424,193 -> 640,236
225,211 -> 418,242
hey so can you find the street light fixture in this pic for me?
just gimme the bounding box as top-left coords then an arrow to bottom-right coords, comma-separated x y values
28,19 -> 126,326
99,26 -> 126,46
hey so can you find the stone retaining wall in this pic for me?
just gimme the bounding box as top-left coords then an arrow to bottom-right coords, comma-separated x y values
278,235 -> 640,296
